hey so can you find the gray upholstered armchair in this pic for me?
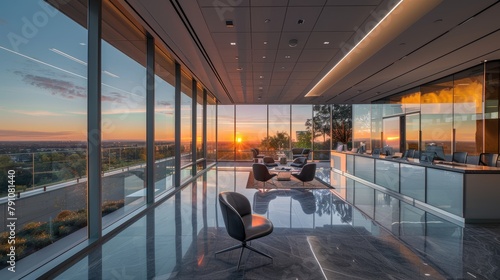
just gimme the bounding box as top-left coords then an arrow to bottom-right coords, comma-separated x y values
292,148 -> 310,159
290,157 -> 307,168
251,148 -> 265,159
215,192 -> 273,269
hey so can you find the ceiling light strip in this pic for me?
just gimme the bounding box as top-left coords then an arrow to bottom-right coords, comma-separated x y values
305,0 -> 442,97
305,0 -> 404,97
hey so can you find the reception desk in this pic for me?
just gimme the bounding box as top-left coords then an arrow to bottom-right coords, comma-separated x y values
331,151 -> 500,224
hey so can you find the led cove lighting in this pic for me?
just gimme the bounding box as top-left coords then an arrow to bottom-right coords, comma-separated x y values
305,0 -> 405,97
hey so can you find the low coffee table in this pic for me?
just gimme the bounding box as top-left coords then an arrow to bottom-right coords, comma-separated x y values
271,167 -> 298,181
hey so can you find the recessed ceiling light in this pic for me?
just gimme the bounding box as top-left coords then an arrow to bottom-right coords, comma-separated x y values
259,75 -> 264,79
263,41 -> 268,45
264,19 -> 271,23
226,20 -> 234,28
258,87 -> 263,90
236,67 -> 243,71
288,39 -> 298,47
262,56 -> 266,59
297,19 -> 305,24
230,42 -> 236,46
281,66 -> 285,70
285,55 -> 291,59
235,56 -> 239,60
323,41 -> 330,45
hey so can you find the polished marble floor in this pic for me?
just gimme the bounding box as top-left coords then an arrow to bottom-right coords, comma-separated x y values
54,166 -> 500,279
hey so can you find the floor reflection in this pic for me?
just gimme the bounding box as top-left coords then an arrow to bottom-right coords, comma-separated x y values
54,166 -> 500,280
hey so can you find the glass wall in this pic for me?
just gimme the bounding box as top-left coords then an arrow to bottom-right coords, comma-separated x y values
206,94 -> 217,163
353,62 -> 500,159
352,104 -> 371,150
0,0 -> 88,269
217,105 -> 235,161
217,104 -> 353,162
332,104 -> 353,151
236,105 -> 267,160
268,105 -> 291,158
101,0 -> 147,227
0,0 -> 221,276
154,46 -> 175,195
196,85 -> 204,163
485,61 -> 500,153
421,77 -> 453,155
453,65 -> 483,155
291,105 -> 312,152
313,105 -> 331,160
180,71 -> 193,181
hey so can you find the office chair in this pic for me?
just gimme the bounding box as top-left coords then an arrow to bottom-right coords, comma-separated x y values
216,192 -> 273,269
452,152 -> 468,164
478,153 -> 499,167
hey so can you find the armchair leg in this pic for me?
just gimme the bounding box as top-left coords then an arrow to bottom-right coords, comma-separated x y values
216,241 -> 273,270
215,243 -> 243,255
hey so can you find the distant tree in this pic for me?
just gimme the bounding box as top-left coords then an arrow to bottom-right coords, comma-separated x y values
306,105 -> 331,143
295,130 -> 312,148
304,104 -> 352,150
331,104 -> 352,146
261,131 -> 290,151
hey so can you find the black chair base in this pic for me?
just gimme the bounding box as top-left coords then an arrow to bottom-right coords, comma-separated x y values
215,241 -> 273,269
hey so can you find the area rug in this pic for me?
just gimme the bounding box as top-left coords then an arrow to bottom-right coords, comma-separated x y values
246,170 -> 332,189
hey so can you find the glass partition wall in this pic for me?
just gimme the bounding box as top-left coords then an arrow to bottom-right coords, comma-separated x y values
353,63 -> 500,162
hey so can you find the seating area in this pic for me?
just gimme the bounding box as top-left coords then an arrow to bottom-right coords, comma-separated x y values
251,152 -> 318,187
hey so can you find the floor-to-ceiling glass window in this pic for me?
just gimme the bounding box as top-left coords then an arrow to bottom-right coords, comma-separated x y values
291,105 -> 312,152
331,104 -> 353,151
406,113 -> 420,152
382,117 -> 401,153
313,105 -> 332,160
453,65 -> 484,157
196,84 -> 204,164
101,0 -> 147,227
421,77 -> 454,155
0,0 -> 88,267
154,46 -> 175,195
371,104 -> 383,150
268,105 -> 291,159
206,94 -> 217,164
217,105 -> 234,161
352,105 -> 371,150
399,90 -> 421,151
236,105 -> 267,160
485,61 -> 500,153
180,71 -> 193,182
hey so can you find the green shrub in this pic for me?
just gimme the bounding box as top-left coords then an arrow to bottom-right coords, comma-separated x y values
19,222 -> 48,236
102,200 -> 124,215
